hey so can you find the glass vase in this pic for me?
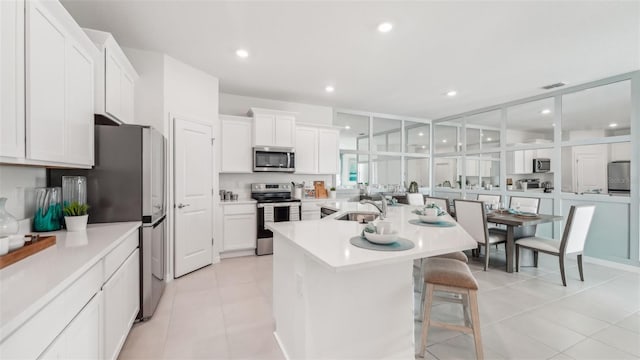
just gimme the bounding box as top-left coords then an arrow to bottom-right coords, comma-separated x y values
0,197 -> 19,238
62,176 -> 87,208
33,187 -> 63,232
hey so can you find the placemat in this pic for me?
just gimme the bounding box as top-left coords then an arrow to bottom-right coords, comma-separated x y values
408,219 -> 456,227
349,236 -> 415,251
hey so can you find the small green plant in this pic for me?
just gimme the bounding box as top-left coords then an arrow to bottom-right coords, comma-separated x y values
330,187 -> 336,191
63,202 -> 89,217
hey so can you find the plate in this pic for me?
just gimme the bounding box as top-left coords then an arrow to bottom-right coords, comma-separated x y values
364,231 -> 399,244
419,215 -> 447,224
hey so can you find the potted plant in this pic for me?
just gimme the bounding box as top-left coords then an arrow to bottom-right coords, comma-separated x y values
329,187 -> 337,199
63,202 -> 89,232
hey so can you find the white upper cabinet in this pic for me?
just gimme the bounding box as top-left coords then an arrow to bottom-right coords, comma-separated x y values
295,125 -> 339,175
317,128 -> 339,174
220,115 -> 253,173
249,108 -> 296,148
0,0 -> 25,159
83,29 -> 139,125
24,0 -> 98,167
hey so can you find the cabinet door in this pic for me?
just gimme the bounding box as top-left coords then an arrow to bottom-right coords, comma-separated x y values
221,119 -> 253,173
523,150 -> 534,174
65,42 -> 94,166
318,129 -> 339,174
120,72 -> 134,124
0,0 -> 25,158
105,49 -> 122,121
275,115 -> 295,147
223,214 -> 256,251
103,249 -> 139,360
26,0 -> 66,162
254,114 -> 275,146
294,127 -> 317,174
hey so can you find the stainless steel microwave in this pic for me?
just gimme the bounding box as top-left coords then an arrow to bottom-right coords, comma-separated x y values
254,146 -> 295,172
533,158 -> 551,173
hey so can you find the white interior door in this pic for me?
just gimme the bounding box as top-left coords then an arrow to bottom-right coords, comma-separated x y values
574,148 -> 607,193
174,117 -> 213,278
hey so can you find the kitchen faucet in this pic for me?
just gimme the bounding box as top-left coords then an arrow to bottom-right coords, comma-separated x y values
359,198 -> 388,219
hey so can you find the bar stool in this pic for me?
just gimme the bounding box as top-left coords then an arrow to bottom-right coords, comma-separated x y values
418,258 -> 483,360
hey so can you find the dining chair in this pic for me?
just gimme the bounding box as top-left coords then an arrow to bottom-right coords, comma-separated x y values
516,205 -> 596,286
476,194 -> 501,206
489,196 -> 541,243
453,199 -> 505,271
424,196 -> 449,213
407,193 -> 425,206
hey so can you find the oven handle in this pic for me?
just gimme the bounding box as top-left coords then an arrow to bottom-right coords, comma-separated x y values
257,202 -> 301,208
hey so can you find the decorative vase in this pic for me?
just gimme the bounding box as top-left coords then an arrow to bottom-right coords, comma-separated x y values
33,187 -> 63,232
65,215 -> 88,232
0,197 -> 19,238
329,190 -> 337,199
62,176 -> 87,208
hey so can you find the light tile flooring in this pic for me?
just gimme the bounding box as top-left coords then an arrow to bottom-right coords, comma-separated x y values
119,250 -> 640,359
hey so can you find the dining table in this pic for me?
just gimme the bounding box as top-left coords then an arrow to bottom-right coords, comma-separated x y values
486,211 -> 563,273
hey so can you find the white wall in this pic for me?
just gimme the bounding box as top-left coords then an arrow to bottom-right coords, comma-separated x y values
0,165 -> 46,220
219,93 -> 333,125
220,173 -> 332,199
123,47 -> 165,133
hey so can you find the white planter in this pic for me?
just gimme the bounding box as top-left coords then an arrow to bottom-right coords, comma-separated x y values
65,215 -> 88,232
329,191 -> 337,199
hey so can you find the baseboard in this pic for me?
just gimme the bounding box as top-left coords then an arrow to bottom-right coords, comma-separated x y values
581,255 -> 640,273
273,331 -> 290,360
220,249 -> 256,259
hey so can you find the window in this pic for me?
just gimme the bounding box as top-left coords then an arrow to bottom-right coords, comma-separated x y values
371,155 -> 401,185
335,112 -> 369,151
433,157 -> 460,189
406,157 -> 430,188
466,110 -> 501,151
372,117 -> 402,152
405,121 -> 430,154
506,98 -> 555,146
434,120 -> 461,154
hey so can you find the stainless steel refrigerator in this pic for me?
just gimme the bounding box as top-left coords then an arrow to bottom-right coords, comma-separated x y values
48,124 -> 166,320
608,160 -> 631,193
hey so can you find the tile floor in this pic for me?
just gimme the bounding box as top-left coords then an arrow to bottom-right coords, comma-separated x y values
119,250 -> 640,359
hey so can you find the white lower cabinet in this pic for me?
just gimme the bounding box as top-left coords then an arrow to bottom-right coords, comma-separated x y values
222,204 -> 257,251
103,248 -> 140,360
301,201 -> 321,221
40,292 -> 103,360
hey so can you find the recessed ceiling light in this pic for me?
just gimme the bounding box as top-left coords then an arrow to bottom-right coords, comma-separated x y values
458,142 -> 462,146
446,90 -> 457,97
486,137 -> 492,141
552,123 -> 556,127
442,139 -> 447,143
421,145 -> 426,149
235,49 -> 249,58
418,132 -> 424,137
609,123 -> 618,128
325,85 -> 335,93
344,125 -> 351,130
541,109 -> 551,115
377,22 -> 393,33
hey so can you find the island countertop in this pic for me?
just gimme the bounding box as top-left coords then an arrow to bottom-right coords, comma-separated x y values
0,221 -> 141,341
267,202 -> 476,272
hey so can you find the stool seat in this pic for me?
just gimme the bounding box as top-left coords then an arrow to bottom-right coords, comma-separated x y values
432,251 -> 469,263
425,258 -> 478,290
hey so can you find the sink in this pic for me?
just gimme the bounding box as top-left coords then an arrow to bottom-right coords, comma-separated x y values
334,211 -> 379,223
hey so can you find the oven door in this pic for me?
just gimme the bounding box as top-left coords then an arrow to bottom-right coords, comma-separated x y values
256,202 -> 300,255
254,147 -> 295,172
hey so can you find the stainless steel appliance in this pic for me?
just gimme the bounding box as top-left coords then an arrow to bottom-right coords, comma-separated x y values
48,124 -> 166,320
251,183 -> 301,255
533,158 -> 551,173
520,178 -> 541,189
253,146 -> 295,172
608,161 -> 630,192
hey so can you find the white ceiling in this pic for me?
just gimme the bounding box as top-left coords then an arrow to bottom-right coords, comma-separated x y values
61,1 -> 640,120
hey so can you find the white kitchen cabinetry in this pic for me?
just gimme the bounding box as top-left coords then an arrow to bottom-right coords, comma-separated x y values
301,201 -> 321,221
83,29 -> 139,125
295,125 -> 339,175
249,108 -> 296,148
103,248 -> 140,360
40,292 -> 103,360
507,150 -> 534,174
222,204 -> 257,252
220,115 -> 253,173
610,142 -> 631,161
0,0 -> 25,158
0,0 -> 97,168
295,127 -> 318,174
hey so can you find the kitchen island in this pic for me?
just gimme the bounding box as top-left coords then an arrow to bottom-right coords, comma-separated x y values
267,202 -> 476,359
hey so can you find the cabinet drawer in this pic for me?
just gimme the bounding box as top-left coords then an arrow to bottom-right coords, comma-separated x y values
0,261 -> 102,359
223,204 -> 256,215
103,229 -> 139,283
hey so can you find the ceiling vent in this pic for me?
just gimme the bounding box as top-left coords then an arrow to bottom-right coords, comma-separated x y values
541,82 -> 566,90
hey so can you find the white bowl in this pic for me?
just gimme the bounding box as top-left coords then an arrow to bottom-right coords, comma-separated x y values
419,215 -> 445,223
8,235 -> 25,251
364,231 -> 399,244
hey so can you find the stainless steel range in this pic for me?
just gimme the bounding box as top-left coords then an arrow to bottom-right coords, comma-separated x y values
251,183 -> 301,255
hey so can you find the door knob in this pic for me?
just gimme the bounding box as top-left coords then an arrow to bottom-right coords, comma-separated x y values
177,203 -> 190,209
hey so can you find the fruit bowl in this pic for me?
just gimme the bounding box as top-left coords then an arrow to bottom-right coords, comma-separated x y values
364,231 -> 399,244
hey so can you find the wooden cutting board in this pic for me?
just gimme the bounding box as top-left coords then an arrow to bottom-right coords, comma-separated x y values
0,236 -> 56,270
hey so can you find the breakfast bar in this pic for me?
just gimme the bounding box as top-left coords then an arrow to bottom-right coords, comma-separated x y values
267,203 -> 477,359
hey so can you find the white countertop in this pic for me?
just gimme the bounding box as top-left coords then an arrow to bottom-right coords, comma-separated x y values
219,199 -> 257,205
0,221 -> 141,340
267,202 -> 477,272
